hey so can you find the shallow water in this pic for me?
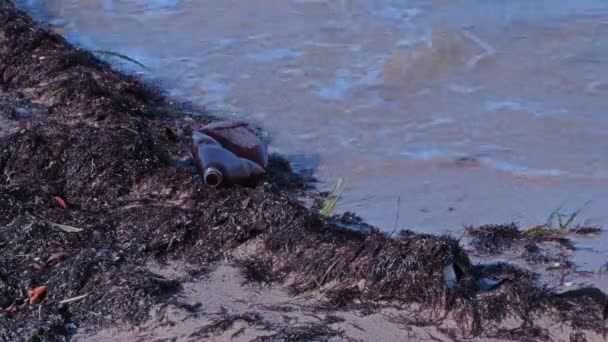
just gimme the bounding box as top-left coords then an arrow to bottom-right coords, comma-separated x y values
17,0 -> 608,286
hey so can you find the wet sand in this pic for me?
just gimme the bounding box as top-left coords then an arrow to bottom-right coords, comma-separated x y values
81,261 -> 606,342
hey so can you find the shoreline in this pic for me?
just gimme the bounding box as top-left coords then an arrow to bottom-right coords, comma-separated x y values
0,1 -> 606,341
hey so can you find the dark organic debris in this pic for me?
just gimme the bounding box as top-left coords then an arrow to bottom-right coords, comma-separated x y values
466,222 -> 576,257
465,223 -> 521,253
324,286 -> 362,308
571,226 -> 602,235
323,314 -> 345,325
252,323 -> 341,342
236,257 -> 278,285
328,211 -> 376,232
189,311 -> 269,339
555,287 -> 608,321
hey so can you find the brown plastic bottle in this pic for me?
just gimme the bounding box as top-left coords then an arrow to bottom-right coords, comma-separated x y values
200,120 -> 268,168
191,131 -> 265,187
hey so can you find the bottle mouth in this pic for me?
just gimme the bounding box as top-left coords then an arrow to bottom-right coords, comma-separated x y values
203,167 -> 223,187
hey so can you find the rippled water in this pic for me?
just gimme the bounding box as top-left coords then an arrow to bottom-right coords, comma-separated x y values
17,1 -> 608,265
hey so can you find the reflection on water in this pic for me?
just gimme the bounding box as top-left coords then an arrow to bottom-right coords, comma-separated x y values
17,0 -> 608,285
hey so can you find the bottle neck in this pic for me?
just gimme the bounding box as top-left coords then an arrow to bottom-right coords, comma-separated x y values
203,167 -> 223,187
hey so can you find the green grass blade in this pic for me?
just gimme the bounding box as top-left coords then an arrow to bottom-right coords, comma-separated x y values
557,212 -> 564,231
49,87 -> 65,97
545,205 -> 563,229
564,212 -> 577,230
564,200 -> 592,230
320,178 -> 345,217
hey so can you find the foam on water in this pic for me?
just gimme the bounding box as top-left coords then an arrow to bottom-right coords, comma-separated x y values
246,48 -> 303,62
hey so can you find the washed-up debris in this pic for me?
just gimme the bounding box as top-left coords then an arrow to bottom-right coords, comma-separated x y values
2,66 -> 16,83
47,251 -> 68,263
4,303 -> 16,313
27,285 -> 47,305
52,196 -> 67,208
201,120 -> 268,168
65,322 -> 77,332
49,222 -> 83,233
442,263 -> 458,289
476,277 -> 506,292
59,294 -> 88,305
96,248 -> 120,263
191,130 -> 265,187
443,261 -> 504,292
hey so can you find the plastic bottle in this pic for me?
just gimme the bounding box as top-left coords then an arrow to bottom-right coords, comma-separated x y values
191,131 -> 265,187
200,121 -> 268,168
